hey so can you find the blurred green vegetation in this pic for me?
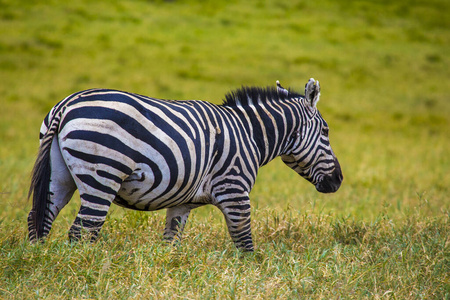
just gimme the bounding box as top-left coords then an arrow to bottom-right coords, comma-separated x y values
0,0 -> 449,298
1,0 -> 448,219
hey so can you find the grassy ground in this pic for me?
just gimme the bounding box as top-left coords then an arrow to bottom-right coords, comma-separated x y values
1,0 -> 449,298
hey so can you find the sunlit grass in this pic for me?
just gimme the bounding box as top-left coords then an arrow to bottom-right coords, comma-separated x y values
1,207 -> 448,298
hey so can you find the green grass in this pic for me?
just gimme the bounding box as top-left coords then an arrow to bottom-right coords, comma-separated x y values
1,0 -> 449,298
1,210 -> 448,298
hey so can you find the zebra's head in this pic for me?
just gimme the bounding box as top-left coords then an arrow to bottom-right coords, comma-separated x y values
280,78 -> 343,193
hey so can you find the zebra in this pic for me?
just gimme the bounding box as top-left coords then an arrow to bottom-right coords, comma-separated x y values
28,78 -> 343,251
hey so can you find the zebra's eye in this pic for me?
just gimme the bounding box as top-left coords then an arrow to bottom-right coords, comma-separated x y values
321,127 -> 329,137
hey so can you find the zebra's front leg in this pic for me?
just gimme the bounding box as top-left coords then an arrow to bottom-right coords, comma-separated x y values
164,204 -> 195,244
216,194 -> 254,251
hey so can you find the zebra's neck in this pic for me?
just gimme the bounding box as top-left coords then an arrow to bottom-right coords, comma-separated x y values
225,97 -> 303,167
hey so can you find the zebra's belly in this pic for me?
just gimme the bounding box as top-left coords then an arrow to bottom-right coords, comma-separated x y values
114,167 -> 204,211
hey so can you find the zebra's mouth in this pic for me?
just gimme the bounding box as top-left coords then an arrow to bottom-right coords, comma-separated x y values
315,178 -> 340,193
315,159 -> 343,193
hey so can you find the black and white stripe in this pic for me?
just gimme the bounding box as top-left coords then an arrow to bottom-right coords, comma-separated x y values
28,78 -> 342,251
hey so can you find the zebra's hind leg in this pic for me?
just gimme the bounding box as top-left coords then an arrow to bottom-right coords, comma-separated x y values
69,192 -> 116,242
216,194 -> 254,252
68,177 -> 121,242
163,204 -> 204,244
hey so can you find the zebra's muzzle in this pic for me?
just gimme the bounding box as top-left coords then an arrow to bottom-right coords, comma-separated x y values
315,158 -> 343,193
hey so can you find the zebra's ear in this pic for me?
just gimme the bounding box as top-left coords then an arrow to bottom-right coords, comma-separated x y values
276,80 -> 289,96
304,78 -> 320,108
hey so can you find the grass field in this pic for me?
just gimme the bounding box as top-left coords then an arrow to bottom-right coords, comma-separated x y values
1,0 -> 449,298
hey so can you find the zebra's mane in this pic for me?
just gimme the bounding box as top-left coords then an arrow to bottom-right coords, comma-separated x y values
222,86 -> 302,107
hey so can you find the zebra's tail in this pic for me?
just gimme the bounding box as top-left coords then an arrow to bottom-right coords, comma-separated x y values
28,112 -> 62,242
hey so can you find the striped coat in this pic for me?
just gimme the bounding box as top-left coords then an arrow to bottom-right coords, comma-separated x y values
28,79 -> 343,251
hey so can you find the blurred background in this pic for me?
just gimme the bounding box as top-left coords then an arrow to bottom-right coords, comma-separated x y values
0,0 -> 448,224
